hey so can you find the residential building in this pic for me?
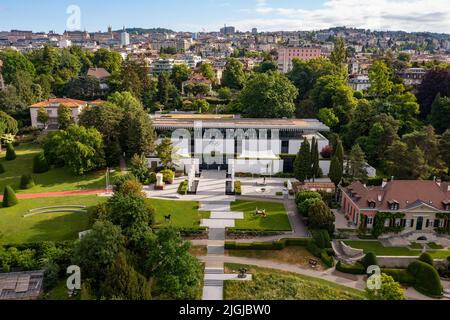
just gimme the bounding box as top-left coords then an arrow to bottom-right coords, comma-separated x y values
150,113 -> 330,175
87,67 -> 111,91
277,47 -> 322,73
151,58 -> 185,75
30,98 -> 88,129
58,39 -> 72,48
348,75 -> 371,92
0,271 -> 44,300
399,67 -> 427,86
340,180 -> 450,236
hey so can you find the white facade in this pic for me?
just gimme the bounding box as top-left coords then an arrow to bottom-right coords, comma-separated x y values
120,31 -> 130,46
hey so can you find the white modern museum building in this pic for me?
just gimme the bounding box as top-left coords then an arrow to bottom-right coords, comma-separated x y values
150,113 -> 331,176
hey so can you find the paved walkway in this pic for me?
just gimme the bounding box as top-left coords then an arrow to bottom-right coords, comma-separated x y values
0,189 -> 107,200
200,199 -> 247,301
198,255 -> 444,301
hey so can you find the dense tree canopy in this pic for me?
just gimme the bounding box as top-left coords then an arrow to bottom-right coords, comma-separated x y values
233,71 -> 298,118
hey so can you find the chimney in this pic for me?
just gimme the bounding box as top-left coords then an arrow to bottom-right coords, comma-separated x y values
377,195 -> 382,202
382,179 -> 388,188
436,178 -> 442,187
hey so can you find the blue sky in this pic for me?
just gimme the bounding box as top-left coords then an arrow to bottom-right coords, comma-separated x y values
0,0 -> 449,33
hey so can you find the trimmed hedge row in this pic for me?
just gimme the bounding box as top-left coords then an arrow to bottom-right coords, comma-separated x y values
336,261 -> 366,274
382,268 -> 415,285
225,238 -> 311,250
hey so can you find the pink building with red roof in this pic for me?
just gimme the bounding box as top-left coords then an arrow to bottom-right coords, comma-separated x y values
340,180 -> 450,237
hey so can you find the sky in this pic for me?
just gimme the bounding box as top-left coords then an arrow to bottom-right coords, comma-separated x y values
0,0 -> 449,34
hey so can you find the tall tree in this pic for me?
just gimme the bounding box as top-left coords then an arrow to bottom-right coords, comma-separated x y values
0,49 -> 35,83
234,71 -> 298,118
329,156 -> 343,187
385,141 -> 430,179
369,60 -> 394,98
92,48 -> 123,73
308,200 -> 335,235
144,227 -> 202,300
171,64 -> 191,90
310,137 -> 320,181
200,63 -> 216,83
37,107 -> 49,128
222,58 -> 245,89
329,37 -> 348,76
157,73 -> 170,107
57,104 -> 74,129
349,144 -> 368,181
439,129 -> 450,173
100,251 -> 152,300
294,138 -> 311,182
156,138 -> 176,169
416,67 -> 450,117
429,93 -> 450,134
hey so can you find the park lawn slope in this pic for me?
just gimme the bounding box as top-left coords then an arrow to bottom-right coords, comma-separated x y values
224,264 -> 365,300
0,195 -> 208,244
0,143 -> 117,194
230,201 -> 291,231
0,195 -> 104,245
344,241 -> 450,259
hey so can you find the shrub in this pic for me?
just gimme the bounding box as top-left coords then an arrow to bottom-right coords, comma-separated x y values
312,229 -> 331,249
336,261 -> 366,274
361,252 -> 378,269
178,180 -> 188,195
161,169 -> 174,184
320,145 -> 332,159
408,261 -> 443,298
321,250 -> 335,268
33,152 -> 50,174
306,240 -> 323,257
5,143 -> 16,161
418,253 -> 434,267
3,186 -> 18,207
295,190 -> 322,205
20,174 -> 35,190
298,198 -> 322,217
0,163 -> 4,174
234,181 -> 242,195
382,268 -> 415,285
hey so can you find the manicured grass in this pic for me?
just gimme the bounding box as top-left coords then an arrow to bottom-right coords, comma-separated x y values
0,143 -> 117,194
344,241 -> 450,259
230,201 -> 291,231
0,195 -> 209,244
0,195 -> 104,245
223,264 -> 365,300
226,246 -> 326,270
148,199 -> 209,229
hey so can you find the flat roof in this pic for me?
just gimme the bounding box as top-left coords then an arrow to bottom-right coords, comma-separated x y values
151,114 -> 329,132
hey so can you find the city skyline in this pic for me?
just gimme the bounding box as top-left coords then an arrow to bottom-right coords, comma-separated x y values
0,0 -> 449,34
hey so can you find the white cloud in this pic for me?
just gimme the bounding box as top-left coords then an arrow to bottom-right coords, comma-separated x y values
232,0 -> 450,33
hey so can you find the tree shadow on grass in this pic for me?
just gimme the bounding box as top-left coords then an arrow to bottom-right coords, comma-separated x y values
24,210 -> 94,244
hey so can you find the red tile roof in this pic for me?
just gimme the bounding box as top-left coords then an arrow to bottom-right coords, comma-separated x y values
343,180 -> 450,211
31,98 -> 87,108
87,67 -> 111,79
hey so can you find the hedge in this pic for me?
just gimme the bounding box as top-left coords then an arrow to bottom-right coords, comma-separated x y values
312,229 -> 331,249
177,180 -> 188,195
33,152 -> 50,174
5,143 -> 16,161
160,169 -> 174,184
320,250 -> 335,268
418,253 -> 434,267
225,238 -> 311,250
3,185 -> 18,207
0,163 -> 4,174
336,261 -> 366,274
20,174 -> 35,190
361,252 -> 378,269
382,268 -> 415,286
295,190 -> 322,205
408,261 -> 443,298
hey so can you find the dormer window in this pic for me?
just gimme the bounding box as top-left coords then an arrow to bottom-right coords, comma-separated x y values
368,201 -> 376,209
388,201 -> 400,211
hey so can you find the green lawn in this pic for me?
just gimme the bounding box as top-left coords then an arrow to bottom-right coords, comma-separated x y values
0,195 -> 209,244
148,199 -> 209,229
0,143 -> 117,194
0,195 -> 104,245
224,263 -> 365,300
344,241 -> 450,259
230,201 -> 292,231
